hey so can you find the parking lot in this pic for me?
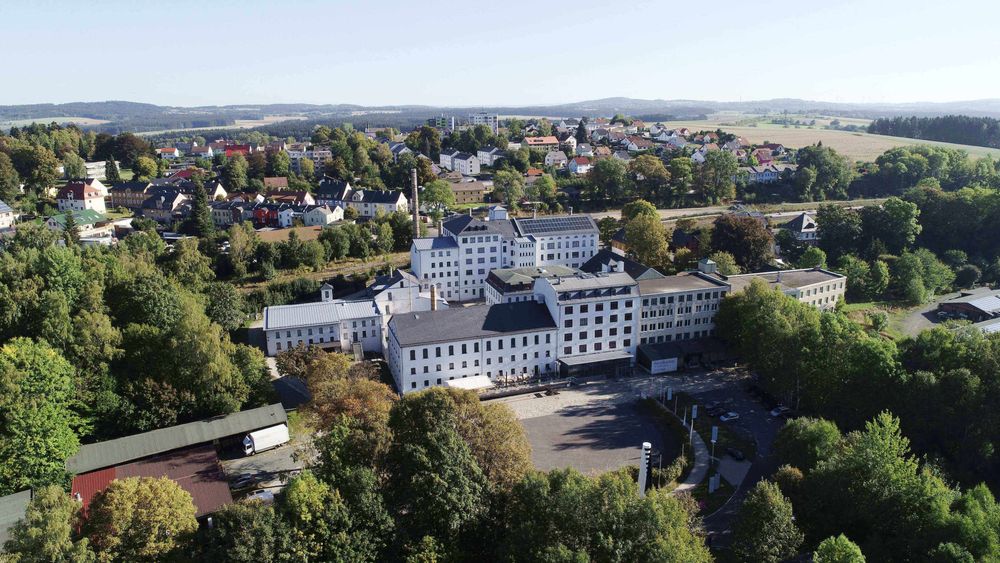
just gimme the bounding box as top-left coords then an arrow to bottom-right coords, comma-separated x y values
219,437 -> 304,497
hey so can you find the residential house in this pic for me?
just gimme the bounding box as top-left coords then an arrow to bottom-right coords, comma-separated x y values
84,161 -> 107,180
561,136 -> 578,154
210,200 -> 249,228
752,147 -> 774,165
469,112 -> 499,134
315,177 -> 352,207
624,136 -> 654,152
225,144 -> 252,158
267,190 -> 315,206
476,146 -> 504,167
450,152 -> 481,176
141,190 -> 189,223
449,180 -> 486,204
523,136 -> 560,152
544,150 -> 568,168
190,146 -> 214,158
784,212 -> 818,243
439,149 -> 459,171
593,146 -> 612,159
263,177 -> 289,190
303,205 -> 343,226
57,181 -> 106,213
612,151 -> 632,163
46,209 -> 114,244
340,189 -> 409,219
389,141 -> 412,161
761,143 -> 786,155
156,147 -> 181,159
0,199 -> 14,231
576,143 -> 594,157
568,156 -> 592,175
108,181 -> 153,210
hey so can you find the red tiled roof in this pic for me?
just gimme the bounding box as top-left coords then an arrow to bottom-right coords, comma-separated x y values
525,136 -> 559,145
572,156 -> 591,165
263,177 -> 289,188
58,182 -> 101,200
526,168 -> 544,176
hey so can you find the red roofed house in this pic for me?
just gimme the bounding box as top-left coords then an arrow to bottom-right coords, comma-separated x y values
156,147 -> 181,159
225,144 -> 252,158
752,147 -> 775,165
568,156 -> 593,175
57,181 -> 106,213
263,177 -> 289,190
624,136 -> 654,151
267,190 -> 315,206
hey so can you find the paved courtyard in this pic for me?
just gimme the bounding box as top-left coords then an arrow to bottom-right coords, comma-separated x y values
496,381 -> 679,475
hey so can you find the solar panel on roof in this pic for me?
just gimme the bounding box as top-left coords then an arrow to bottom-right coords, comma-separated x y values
516,216 -> 595,234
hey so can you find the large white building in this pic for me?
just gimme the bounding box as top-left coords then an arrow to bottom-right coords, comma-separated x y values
638,272 -> 730,345
386,301 -> 557,393
411,210 -> 600,302
469,112 -> 499,134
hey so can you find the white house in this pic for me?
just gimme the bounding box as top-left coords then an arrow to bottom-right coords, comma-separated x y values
567,157 -> 592,175
156,147 -> 181,159
476,146 -> 504,167
303,205 -> 343,226
0,199 -> 15,231
450,152 -> 481,176
57,181 -> 106,213
544,150 -> 568,168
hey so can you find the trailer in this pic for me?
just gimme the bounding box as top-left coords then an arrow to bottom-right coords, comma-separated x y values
242,424 -> 290,455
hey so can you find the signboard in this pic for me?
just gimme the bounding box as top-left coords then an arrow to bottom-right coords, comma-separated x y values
711,426 -> 718,444
650,357 -> 678,374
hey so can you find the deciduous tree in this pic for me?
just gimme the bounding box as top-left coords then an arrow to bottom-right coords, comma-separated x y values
732,480 -> 803,563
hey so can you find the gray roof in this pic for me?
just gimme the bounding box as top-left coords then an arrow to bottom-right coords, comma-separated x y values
722,268 -> 844,292
514,215 -> 598,236
335,300 -> 380,321
487,265 -> 578,292
638,272 -> 729,295
66,404 -> 287,474
580,248 -> 665,280
443,214 -> 514,237
548,272 -> 637,291
0,199 -> 14,214
390,301 -> 556,347
0,490 -> 31,545
412,237 -> 459,251
264,301 -> 338,330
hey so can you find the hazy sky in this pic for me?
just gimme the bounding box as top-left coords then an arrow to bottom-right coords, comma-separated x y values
3,0 -> 1000,107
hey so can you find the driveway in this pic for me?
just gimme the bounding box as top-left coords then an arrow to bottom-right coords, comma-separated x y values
220,442 -> 303,495
898,291 -> 960,337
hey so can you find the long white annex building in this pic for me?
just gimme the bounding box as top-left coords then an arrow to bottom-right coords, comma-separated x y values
262,210 -> 847,395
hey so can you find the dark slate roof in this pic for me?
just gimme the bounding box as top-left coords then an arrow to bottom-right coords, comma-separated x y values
0,490 -> 31,545
316,177 -> 351,198
66,404 -> 287,474
412,237 -> 459,250
785,212 -> 816,232
390,301 -> 556,347
442,214 -> 513,236
358,190 -> 405,204
580,248 -> 665,280
514,215 -> 598,236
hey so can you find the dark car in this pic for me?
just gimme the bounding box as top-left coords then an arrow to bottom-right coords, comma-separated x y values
726,448 -> 746,461
706,406 -> 726,417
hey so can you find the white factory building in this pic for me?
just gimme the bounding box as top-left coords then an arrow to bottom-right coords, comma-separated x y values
411,208 -> 600,302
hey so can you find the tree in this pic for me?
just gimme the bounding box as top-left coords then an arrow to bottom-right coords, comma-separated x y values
817,205 -> 863,263
63,210 -> 80,246
776,417 -> 843,472
859,197 -> 921,255
798,246 -> 828,269
3,484 -> 95,562
814,535 -> 866,563
597,217 -> 620,247
628,155 -> 671,201
422,179 -> 455,211
795,144 -> 854,200
281,471 -> 377,562
131,155 -> 158,181
204,282 -> 246,332
62,152 -> 86,179
184,182 -> 215,237
498,468 -> 711,562
104,158 -> 121,184
669,157 -> 694,196
246,151 -> 267,180
621,199 -> 658,222
85,476 -> 198,562
588,158 -> 628,203
344,206 -> 359,221
227,221 -> 259,278
732,480 -> 803,563
11,145 -> 60,194
197,500 -> 288,563
494,169 -> 525,207
0,338 -> 80,495
299,157 -> 315,180
375,222 -> 394,255
696,150 -> 738,203
387,389 -> 487,546
267,150 -> 291,177
954,264 -> 981,289
711,214 -> 775,271
624,214 -> 670,270
164,237 -> 214,289
531,173 -> 557,201
223,154 -> 249,192
0,152 -> 21,202
708,251 -> 740,275
574,121 -> 588,144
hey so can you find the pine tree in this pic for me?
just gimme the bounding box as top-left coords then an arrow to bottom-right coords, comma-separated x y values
186,184 -> 215,238
105,158 -> 122,184
63,212 -> 80,246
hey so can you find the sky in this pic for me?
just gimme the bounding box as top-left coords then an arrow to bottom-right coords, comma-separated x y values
3,0 -> 1000,107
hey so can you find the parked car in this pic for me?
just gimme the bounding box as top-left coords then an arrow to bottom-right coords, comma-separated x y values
720,412 -> 740,422
230,474 -> 257,489
770,406 -> 791,418
245,489 -> 275,504
726,447 -> 746,461
706,406 -> 726,417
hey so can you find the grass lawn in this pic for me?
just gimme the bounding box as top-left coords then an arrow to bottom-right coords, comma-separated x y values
841,300 -> 916,339
118,169 -> 135,181
104,209 -> 134,220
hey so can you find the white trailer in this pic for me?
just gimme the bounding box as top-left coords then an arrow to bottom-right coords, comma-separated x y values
243,424 -> 290,455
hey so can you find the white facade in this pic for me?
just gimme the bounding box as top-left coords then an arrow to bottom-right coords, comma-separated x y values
469,112 -> 499,134
534,273 -> 641,361
303,205 -> 343,226
451,153 -> 481,176
263,298 -> 384,357
638,274 -> 729,345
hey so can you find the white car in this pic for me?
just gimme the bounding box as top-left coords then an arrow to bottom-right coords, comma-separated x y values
245,489 -> 275,505
720,412 -> 740,422
770,406 -> 791,417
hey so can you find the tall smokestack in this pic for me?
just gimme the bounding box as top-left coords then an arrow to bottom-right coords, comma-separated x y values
411,168 -> 419,238
430,285 -> 438,311
638,442 -> 652,497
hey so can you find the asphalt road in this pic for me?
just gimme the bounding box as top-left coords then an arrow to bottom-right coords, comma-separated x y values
220,442 -> 303,495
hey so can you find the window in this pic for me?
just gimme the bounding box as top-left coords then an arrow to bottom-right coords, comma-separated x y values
564,319 -> 573,328
564,346 -> 572,354
578,344 -> 587,353
436,347 -> 441,357
448,345 -> 454,355
409,350 -> 416,361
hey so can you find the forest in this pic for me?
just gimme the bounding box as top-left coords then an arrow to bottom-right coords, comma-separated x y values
868,115 -> 1000,149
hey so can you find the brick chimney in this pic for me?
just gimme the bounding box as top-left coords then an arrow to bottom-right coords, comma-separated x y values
430,284 -> 438,311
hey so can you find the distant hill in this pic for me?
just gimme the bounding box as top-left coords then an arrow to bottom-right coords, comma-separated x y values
7,97 -> 1000,134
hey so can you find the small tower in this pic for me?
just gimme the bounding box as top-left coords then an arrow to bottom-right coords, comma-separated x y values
320,283 -> 334,302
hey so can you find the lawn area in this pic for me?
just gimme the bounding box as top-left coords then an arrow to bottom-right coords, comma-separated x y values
236,251 -> 409,292
841,300 -> 916,339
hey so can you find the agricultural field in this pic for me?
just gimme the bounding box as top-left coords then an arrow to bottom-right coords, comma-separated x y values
0,116 -> 109,129
135,115 -> 307,136
663,114 -> 1000,162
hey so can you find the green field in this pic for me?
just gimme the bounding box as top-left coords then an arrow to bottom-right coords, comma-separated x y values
663,114 -> 1000,162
